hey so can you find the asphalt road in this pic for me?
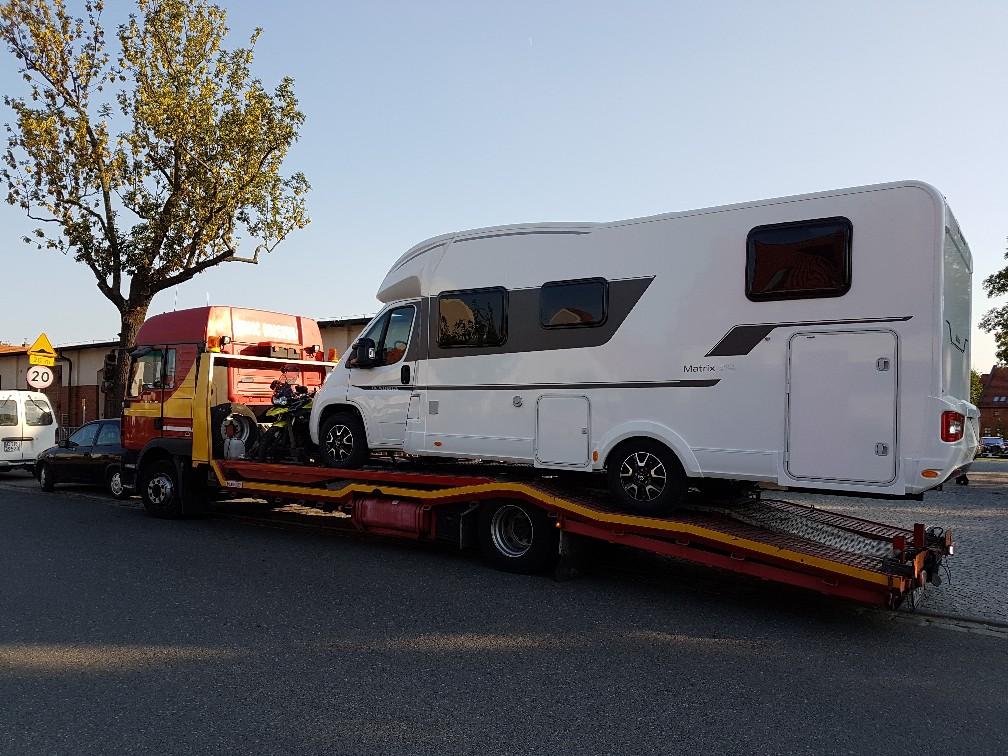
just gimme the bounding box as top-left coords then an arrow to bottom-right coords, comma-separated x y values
2,473 -> 1007,756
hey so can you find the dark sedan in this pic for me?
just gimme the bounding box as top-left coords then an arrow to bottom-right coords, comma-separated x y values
35,419 -> 131,499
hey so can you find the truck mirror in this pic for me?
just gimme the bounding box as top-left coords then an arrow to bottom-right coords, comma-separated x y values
354,337 -> 378,368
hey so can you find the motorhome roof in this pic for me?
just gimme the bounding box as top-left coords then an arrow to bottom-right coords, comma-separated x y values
390,180 -> 947,271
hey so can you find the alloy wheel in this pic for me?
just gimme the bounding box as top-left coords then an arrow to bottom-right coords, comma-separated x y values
618,451 -> 667,502
324,424 -> 354,462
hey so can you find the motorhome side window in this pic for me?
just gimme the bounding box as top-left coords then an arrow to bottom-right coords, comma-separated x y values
746,217 -> 852,301
540,278 -> 607,328
437,288 -> 507,348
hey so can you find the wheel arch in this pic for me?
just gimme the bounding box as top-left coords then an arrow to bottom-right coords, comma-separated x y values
316,402 -> 371,444
597,422 -> 700,477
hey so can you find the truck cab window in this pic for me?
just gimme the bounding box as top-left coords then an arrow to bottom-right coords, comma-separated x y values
127,351 -> 164,397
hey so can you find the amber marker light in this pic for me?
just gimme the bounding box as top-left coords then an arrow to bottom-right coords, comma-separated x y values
921,470 -> 940,479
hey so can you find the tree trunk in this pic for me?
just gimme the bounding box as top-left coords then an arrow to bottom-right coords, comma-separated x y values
107,299 -> 152,416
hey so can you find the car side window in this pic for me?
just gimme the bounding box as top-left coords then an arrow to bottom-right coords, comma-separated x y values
68,424 -> 99,448
96,422 -> 120,446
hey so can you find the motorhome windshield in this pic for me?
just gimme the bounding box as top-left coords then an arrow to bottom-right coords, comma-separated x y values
942,218 -> 972,401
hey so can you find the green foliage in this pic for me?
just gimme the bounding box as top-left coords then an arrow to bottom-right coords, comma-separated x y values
971,369 -> 983,406
0,0 -> 310,314
981,237 -> 1008,364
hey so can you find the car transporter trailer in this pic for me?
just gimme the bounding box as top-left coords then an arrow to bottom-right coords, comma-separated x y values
135,352 -> 955,610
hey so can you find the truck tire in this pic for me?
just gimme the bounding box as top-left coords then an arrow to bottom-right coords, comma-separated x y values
478,501 -> 558,574
606,439 -> 687,516
211,403 -> 260,460
139,459 -> 184,518
319,412 -> 369,468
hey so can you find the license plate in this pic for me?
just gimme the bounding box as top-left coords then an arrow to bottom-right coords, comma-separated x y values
3,440 -> 20,453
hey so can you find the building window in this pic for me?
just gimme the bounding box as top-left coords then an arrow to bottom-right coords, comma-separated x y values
746,217 -> 852,301
437,288 -> 507,348
540,278 -> 608,328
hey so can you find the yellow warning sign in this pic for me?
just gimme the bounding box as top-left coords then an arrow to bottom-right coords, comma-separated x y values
28,332 -> 57,367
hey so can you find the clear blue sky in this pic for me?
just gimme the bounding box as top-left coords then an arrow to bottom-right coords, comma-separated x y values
1,1 -> 1006,370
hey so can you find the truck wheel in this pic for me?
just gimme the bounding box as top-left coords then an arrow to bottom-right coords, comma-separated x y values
38,462 -> 55,492
606,439 -> 687,516
319,412 -> 369,468
478,501 -> 558,574
211,403 -> 260,460
140,459 -> 183,518
106,467 -> 129,499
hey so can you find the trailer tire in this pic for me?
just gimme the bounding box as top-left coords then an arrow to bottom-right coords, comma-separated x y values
478,501 -> 558,574
606,438 -> 687,515
319,412 -> 369,468
211,403 -> 260,460
139,459 -> 184,519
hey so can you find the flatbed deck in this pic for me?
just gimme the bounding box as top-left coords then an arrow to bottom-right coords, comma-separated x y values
210,458 -> 952,609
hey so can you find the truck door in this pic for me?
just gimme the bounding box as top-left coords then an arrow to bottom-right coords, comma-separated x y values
348,304 -> 419,447
122,346 -> 167,448
786,330 -> 898,485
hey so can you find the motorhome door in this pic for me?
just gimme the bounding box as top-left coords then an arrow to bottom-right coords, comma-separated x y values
786,330 -> 898,485
347,304 -> 419,447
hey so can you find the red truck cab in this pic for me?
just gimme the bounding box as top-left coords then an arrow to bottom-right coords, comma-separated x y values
121,306 -> 326,485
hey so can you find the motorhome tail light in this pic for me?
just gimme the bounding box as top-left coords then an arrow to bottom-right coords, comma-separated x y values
940,411 -> 965,442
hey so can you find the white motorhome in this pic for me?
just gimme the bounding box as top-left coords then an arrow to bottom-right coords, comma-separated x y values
309,181 -> 978,513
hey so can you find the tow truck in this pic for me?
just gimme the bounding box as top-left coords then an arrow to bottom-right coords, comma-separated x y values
122,310 -> 954,610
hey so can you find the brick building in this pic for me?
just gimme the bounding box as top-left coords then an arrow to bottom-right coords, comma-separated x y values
978,366 -> 1008,437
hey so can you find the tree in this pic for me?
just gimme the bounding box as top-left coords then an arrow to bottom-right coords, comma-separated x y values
971,369 -> 983,406
981,237 -> 1008,364
0,0 -> 309,407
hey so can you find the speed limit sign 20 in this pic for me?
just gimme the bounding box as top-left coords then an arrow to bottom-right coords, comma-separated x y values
27,365 -> 54,389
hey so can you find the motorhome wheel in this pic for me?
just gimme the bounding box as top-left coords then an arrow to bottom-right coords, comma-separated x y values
607,439 -> 686,515
478,501 -> 558,573
319,412 -> 368,468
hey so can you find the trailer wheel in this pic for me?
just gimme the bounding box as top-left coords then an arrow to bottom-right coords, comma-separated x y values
478,501 -> 558,574
140,459 -> 183,519
319,412 -> 369,468
606,439 -> 687,515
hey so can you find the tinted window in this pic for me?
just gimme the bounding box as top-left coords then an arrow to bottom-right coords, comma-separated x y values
438,288 -> 507,348
746,217 -> 852,301
0,399 -> 16,426
24,396 -> 53,426
540,279 -> 607,327
96,422 -> 120,446
69,424 -> 99,447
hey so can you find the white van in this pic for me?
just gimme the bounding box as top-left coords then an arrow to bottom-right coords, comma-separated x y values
0,390 -> 58,473
309,181 -> 979,513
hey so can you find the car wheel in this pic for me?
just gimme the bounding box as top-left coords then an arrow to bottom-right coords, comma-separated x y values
106,467 -> 129,499
606,439 -> 687,515
38,462 -> 55,492
478,501 -> 558,574
139,459 -> 183,518
319,412 -> 369,468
